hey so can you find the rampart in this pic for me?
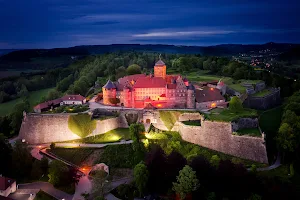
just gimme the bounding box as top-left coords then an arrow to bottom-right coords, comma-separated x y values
19,113 -> 128,144
243,88 -> 281,110
177,118 -> 268,163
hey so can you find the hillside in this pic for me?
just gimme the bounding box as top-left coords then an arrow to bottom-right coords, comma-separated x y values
1,43 -> 299,72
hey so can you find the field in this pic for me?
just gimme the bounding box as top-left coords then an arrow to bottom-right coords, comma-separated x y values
252,89 -> 272,97
47,148 -> 94,166
0,87 -> 54,116
35,190 -> 56,200
206,108 -> 257,122
235,128 -> 261,137
184,70 -> 221,82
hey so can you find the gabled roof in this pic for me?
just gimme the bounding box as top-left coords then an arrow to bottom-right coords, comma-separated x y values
195,87 -> 225,103
134,76 -> 166,88
0,176 -> 15,191
61,94 -> 85,101
155,59 -> 165,66
103,80 -> 116,89
34,98 -> 62,110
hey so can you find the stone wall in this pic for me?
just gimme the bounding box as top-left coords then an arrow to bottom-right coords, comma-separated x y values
19,113 -> 128,144
178,113 -> 201,121
177,120 -> 268,163
243,88 -> 281,110
231,118 -> 258,132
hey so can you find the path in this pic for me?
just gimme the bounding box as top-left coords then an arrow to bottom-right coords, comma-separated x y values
55,140 -> 133,148
73,176 -> 92,200
257,153 -> 281,171
18,182 -> 73,200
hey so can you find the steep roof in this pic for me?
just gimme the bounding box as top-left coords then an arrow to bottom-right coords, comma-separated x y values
61,94 -> 85,101
155,59 -> 165,66
34,98 -> 62,110
103,80 -> 116,89
134,76 -> 166,88
0,176 -> 15,191
195,87 -> 225,103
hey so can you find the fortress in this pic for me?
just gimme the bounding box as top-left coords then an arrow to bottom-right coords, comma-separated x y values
102,58 -> 196,109
19,110 -> 268,164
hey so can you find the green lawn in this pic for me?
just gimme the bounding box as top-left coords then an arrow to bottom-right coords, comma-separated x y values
182,120 -> 201,126
80,128 -> 130,143
206,108 -> 257,122
35,190 -> 56,200
159,111 -> 181,130
223,77 -> 246,94
47,148 -> 94,166
185,70 -> 221,82
252,89 -> 272,97
259,106 -> 283,133
235,128 -> 261,137
258,165 -> 291,182
0,87 -> 54,116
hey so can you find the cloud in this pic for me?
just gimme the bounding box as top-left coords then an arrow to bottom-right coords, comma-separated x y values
132,30 -> 236,38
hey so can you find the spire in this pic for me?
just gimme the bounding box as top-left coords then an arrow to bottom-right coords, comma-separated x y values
103,80 -> 116,89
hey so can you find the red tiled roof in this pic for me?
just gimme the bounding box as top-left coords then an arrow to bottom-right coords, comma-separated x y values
118,74 -> 146,86
61,95 -> 85,101
167,84 -> 176,89
34,98 -> 62,110
134,76 -> 166,88
195,87 -> 225,103
0,176 -> 15,191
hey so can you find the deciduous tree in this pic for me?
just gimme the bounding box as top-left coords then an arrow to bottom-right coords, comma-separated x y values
134,162 -> 149,196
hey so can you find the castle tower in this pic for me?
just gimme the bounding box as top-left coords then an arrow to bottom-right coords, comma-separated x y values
154,56 -> 166,79
187,84 -> 196,109
102,80 -> 116,105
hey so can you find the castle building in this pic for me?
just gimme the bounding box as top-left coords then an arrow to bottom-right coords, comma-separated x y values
102,59 -> 196,109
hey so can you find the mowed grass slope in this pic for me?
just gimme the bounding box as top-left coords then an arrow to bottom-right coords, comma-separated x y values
159,111 -> 181,130
0,87 -> 54,116
47,148 -> 94,166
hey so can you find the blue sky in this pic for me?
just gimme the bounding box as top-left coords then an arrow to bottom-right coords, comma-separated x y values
0,0 -> 299,48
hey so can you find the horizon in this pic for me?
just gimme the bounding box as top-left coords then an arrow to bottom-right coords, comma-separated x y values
1,41 -> 299,51
0,0 -> 300,49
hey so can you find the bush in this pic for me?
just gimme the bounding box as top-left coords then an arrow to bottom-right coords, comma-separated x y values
50,142 -> 55,150
68,114 -> 96,138
229,96 -> 243,112
210,155 -> 220,168
251,164 -> 257,173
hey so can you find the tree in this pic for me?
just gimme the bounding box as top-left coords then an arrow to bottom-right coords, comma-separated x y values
172,165 -> 199,200
10,98 -> 30,134
129,123 -> 145,142
115,66 -> 127,79
229,96 -> 243,112
276,123 -> 295,152
30,160 -> 43,180
108,98 -> 120,105
48,160 -> 69,186
210,155 -> 221,168
11,140 -> 33,180
127,64 -> 141,75
92,170 -> 110,198
40,157 -> 49,175
134,162 -> 149,196
0,134 -> 12,175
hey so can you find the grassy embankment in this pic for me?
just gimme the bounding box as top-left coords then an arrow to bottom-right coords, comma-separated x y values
35,190 -> 56,200
252,89 -> 272,97
205,107 -> 257,122
0,87 -> 54,116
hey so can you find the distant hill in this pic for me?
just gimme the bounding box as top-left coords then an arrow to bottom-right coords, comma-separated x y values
0,49 -> 21,56
0,43 -> 299,71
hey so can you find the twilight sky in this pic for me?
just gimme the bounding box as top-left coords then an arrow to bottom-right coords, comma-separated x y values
0,0 -> 299,49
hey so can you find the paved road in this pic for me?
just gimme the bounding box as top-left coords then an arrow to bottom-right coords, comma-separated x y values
18,182 -> 73,200
257,153 -> 281,171
55,140 -> 133,148
73,176 -> 92,200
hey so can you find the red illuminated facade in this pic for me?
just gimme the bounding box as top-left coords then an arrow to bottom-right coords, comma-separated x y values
102,59 -> 196,109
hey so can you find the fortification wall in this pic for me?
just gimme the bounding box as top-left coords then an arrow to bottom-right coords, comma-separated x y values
19,113 -> 127,144
178,120 -> 268,163
243,88 -> 281,110
178,113 -> 201,121
231,118 -> 258,132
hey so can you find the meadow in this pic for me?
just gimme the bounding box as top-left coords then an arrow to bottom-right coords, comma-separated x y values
0,87 -> 54,116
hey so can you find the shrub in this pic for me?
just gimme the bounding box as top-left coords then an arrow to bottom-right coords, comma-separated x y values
251,164 -> 257,173
210,155 -> 220,168
68,114 -> 96,138
50,142 -> 55,150
229,96 -> 243,112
